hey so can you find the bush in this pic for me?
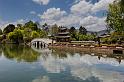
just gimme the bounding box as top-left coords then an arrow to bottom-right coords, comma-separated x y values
8,29 -> 23,43
31,31 -> 40,39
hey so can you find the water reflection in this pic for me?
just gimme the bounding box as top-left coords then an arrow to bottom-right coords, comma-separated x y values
32,76 -> 50,82
37,47 -> 124,82
0,45 -> 124,82
1,44 -> 40,62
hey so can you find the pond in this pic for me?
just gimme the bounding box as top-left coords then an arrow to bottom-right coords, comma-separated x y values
0,45 -> 124,82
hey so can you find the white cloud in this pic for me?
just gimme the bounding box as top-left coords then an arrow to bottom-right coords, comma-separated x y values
71,1 -> 93,15
38,0 -> 115,31
0,20 -> 8,30
56,14 -> 82,27
30,11 -> 36,15
40,8 -> 67,25
80,16 -> 99,26
41,8 -> 67,20
80,16 -> 106,31
32,0 -> 50,5
91,0 -> 115,13
0,19 -> 26,30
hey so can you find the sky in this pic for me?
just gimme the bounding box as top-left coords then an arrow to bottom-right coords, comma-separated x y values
0,0 -> 115,31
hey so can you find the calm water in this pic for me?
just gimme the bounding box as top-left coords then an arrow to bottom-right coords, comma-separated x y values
0,45 -> 124,82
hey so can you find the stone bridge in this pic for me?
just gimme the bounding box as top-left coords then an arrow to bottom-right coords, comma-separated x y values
31,38 -> 54,49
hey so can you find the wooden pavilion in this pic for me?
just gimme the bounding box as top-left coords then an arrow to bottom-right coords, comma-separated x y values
55,27 -> 70,42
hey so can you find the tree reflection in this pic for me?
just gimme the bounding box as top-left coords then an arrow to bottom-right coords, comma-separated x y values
2,44 -> 40,62
0,46 -> 2,57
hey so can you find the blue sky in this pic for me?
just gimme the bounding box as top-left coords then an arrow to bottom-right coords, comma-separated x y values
0,0 -> 114,31
0,0 -> 74,21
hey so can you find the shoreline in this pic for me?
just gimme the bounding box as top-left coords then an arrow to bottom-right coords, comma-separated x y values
49,44 -> 124,55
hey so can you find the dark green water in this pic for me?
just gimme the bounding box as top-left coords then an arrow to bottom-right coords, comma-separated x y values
0,45 -> 124,82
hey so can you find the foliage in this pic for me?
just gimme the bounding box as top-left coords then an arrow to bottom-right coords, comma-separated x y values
24,21 -> 38,31
0,29 -> 3,35
70,32 -> 95,41
120,0 -> 124,12
23,28 -> 32,38
8,29 -> 23,43
3,24 -> 15,34
69,27 -> 76,34
31,31 -> 40,39
39,30 -> 48,38
0,35 -> 3,41
79,34 -> 95,41
101,31 -> 124,44
69,27 -> 77,40
79,26 -> 87,35
69,26 -> 95,41
1,21 -> 49,43
106,1 -> 124,32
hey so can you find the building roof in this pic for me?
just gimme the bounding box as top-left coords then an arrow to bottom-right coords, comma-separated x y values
58,32 -> 69,35
59,27 -> 67,30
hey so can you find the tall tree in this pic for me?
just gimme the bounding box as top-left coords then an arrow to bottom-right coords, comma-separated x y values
120,0 -> 124,12
24,21 -> 38,31
8,29 -> 23,44
3,24 -> 15,34
69,26 -> 76,34
79,26 -> 87,35
106,1 -> 124,33
0,29 -> 2,35
69,26 -> 77,40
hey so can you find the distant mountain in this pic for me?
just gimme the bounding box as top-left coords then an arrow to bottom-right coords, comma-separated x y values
87,30 -> 109,36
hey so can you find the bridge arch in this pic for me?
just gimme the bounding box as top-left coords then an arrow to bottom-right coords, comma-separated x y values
31,38 -> 54,49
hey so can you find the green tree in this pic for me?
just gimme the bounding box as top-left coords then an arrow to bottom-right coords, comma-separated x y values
3,24 -> 15,34
8,29 -> 23,44
120,0 -> 124,12
31,31 -> 40,39
37,30 -> 47,38
79,26 -> 87,35
0,29 -> 3,35
69,26 -> 76,34
23,28 -> 32,37
17,24 -> 23,30
106,1 -> 124,33
69,27 -> 78,41
24,21 -> 38,31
